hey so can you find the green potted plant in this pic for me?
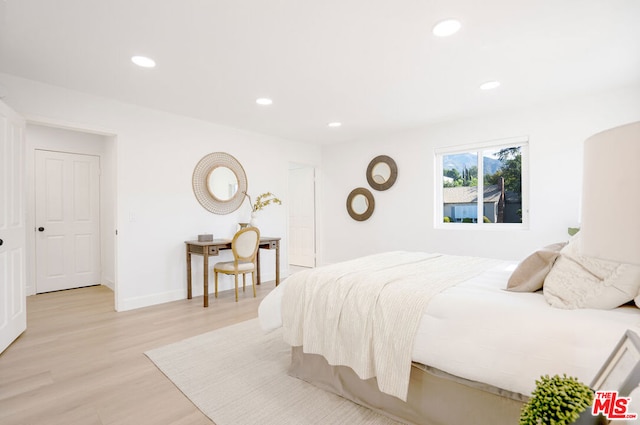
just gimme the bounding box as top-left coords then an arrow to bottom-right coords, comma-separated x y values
520,374 -> 598,425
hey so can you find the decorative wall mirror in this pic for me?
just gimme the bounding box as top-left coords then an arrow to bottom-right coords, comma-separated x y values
346,187 -> 375,221
366,155 -> 397,191
192,152 -> 248,214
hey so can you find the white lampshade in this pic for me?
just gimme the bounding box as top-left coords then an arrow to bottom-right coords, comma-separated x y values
580,121 -> 640,265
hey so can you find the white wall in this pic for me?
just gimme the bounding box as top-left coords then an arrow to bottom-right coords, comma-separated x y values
24,124 -> 116,294
5,71 -> 639,310
320,84 -> 640,264
1,73 -> 321,311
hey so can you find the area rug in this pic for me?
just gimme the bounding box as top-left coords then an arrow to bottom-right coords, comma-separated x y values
145,319 -> 400,425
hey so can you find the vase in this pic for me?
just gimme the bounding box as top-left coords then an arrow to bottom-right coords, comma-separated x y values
250,211 -> 258,227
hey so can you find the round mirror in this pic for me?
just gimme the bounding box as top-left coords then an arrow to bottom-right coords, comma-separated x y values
207,166 -> 238,201
366,155 -> 397,191
351,194 -> 369,214
371,162 -> 391,184
193,152 -> 248,214
346,187 -> 375,221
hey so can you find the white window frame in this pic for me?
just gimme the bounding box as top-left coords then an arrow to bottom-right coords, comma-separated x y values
434,136 -> 529,230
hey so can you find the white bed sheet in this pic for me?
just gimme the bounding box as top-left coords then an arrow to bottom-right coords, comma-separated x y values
259,260 -> 640,396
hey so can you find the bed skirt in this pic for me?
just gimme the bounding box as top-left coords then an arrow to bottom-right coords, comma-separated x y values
289,347 -> 525,425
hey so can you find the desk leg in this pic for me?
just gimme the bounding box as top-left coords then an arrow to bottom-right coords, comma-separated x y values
203,252 -> 209,308
256,249 -> 261,285
275,240 -> 280,286
186,246 -> 192,299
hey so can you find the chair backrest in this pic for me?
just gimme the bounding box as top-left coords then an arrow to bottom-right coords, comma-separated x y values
232,226 -> 260,262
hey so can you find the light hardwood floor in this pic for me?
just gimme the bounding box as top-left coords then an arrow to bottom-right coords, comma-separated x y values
0,283 -> 274,425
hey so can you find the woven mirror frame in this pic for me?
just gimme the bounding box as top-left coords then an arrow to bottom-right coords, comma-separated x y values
192,152 -> 247,214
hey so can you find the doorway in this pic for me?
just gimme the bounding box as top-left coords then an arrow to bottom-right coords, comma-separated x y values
288,163 -> 316,269
26,124 -> 116,299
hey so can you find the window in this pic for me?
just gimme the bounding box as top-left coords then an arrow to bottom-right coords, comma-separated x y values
435,137 -> 528,228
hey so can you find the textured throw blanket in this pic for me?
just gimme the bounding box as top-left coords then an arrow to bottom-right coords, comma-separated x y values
281,251 -> 501,401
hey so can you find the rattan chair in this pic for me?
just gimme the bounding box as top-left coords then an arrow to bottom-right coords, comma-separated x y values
214,226 -> 260,302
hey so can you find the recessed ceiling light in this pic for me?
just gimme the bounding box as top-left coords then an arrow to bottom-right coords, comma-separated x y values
432,19 -> 461,37
131,55 -> 156,68
480,81 -> 501,90
256,98 -> 273,105
328,122 -> 342,128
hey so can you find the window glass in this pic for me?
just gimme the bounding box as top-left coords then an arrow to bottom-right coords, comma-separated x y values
437,139 -> 527,227
442,152 -> 478,223
482,147 -> 522,224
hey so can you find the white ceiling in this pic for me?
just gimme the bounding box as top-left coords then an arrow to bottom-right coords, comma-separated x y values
1,0 -> 639,144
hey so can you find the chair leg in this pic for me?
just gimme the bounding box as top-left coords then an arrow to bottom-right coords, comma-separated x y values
234,274 -> 239,302
214,271 -> 218,298
252,270 -> 256,298
242,273 -> 246,292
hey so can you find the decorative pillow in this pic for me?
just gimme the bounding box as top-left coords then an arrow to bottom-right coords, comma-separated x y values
543,233 -> 640,309
506,242 -> 567,292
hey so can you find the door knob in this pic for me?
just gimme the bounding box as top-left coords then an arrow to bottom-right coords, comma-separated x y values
38,227 -> 45,232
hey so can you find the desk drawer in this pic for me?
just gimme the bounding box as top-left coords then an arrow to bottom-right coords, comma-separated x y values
208,246 -> 220,255
263,241 -> 278,249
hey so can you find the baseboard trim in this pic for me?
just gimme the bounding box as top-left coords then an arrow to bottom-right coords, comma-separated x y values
102,278 -> 115,291
117,289 -> 184,312
116,271 -> 278,312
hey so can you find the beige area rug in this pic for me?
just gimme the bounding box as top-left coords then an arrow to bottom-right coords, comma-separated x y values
145,319 -> 401,425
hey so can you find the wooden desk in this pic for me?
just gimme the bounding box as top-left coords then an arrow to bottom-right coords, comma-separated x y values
185,237 -> 281,307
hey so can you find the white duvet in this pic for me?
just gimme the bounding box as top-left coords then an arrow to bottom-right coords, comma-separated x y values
259,255 -> 640,397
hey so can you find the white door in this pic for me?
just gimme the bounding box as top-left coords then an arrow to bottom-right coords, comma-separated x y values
0,101 -> 27,354
35,150 -> 101,293
288,165 -> 315,267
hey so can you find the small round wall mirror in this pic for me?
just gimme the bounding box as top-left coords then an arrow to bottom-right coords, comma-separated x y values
366,155 -> 397,191
346,187 -> 375,221
193,152 -> 248,214
352,194 -> 369,214
207,166 -> 238,201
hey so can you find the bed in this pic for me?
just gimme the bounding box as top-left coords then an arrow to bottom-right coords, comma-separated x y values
258,240 -> 640,424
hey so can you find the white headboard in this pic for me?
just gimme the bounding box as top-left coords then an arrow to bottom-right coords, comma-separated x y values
581,121 -> 640,265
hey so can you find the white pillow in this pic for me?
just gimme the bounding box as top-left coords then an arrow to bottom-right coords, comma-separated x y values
543,233 -> 640,309
506,242 -> 566,292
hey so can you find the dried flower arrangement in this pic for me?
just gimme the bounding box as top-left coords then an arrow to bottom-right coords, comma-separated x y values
244,192 -> 282,212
